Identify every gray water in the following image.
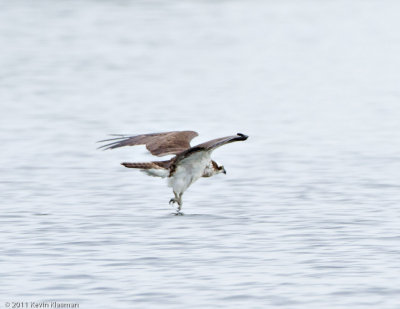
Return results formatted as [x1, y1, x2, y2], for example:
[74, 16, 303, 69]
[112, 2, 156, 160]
[1, 1, 400, 308]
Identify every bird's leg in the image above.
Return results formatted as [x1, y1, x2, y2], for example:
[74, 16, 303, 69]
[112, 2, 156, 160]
[176, 193, 183, 212]
[169, 191, 179, 207]
[169, 192, 184, 215]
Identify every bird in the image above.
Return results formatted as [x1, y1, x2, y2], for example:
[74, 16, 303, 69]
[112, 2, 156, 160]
[98, 131, 248, 213]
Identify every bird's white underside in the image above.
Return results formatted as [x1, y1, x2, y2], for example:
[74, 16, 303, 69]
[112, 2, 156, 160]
[140, 150, 215, 196]
[168, 151, 212, 196]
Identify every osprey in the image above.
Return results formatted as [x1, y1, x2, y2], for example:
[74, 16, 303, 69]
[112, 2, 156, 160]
[98, 131, 248, 213]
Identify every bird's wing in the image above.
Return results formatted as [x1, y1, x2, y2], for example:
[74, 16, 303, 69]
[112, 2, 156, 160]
[97, 131, 198, 157]
[171, 133, 248, 170]
[193, 133, 248, 151]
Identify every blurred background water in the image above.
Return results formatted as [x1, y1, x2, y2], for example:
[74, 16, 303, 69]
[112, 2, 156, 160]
[1, 0, 400, 308]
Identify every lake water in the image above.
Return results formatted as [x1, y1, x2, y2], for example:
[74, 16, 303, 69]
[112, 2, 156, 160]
[1, 0, 400, 308]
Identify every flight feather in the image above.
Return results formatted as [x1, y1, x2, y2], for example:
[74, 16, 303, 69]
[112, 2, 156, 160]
[98, 130, 198, 157]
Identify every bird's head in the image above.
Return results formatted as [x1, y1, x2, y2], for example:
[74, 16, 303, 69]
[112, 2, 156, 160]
[210, 160, 226, 175]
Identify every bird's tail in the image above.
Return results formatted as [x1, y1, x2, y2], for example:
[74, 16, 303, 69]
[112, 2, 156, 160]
[121, 161, 171, 178]
[121, 162, 154, 169]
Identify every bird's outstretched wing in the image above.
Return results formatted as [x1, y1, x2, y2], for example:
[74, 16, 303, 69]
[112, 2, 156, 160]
[172, 133, 248, 167]
[97, 131, 198, 157]
[194, 133, 248, 151]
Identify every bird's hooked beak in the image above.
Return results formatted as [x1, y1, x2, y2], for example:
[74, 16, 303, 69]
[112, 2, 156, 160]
[222, 167, 226, 174]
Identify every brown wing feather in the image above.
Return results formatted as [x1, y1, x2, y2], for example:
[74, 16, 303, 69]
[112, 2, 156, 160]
[98, 131, 198, 157]
[194, 133, 248, 151]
